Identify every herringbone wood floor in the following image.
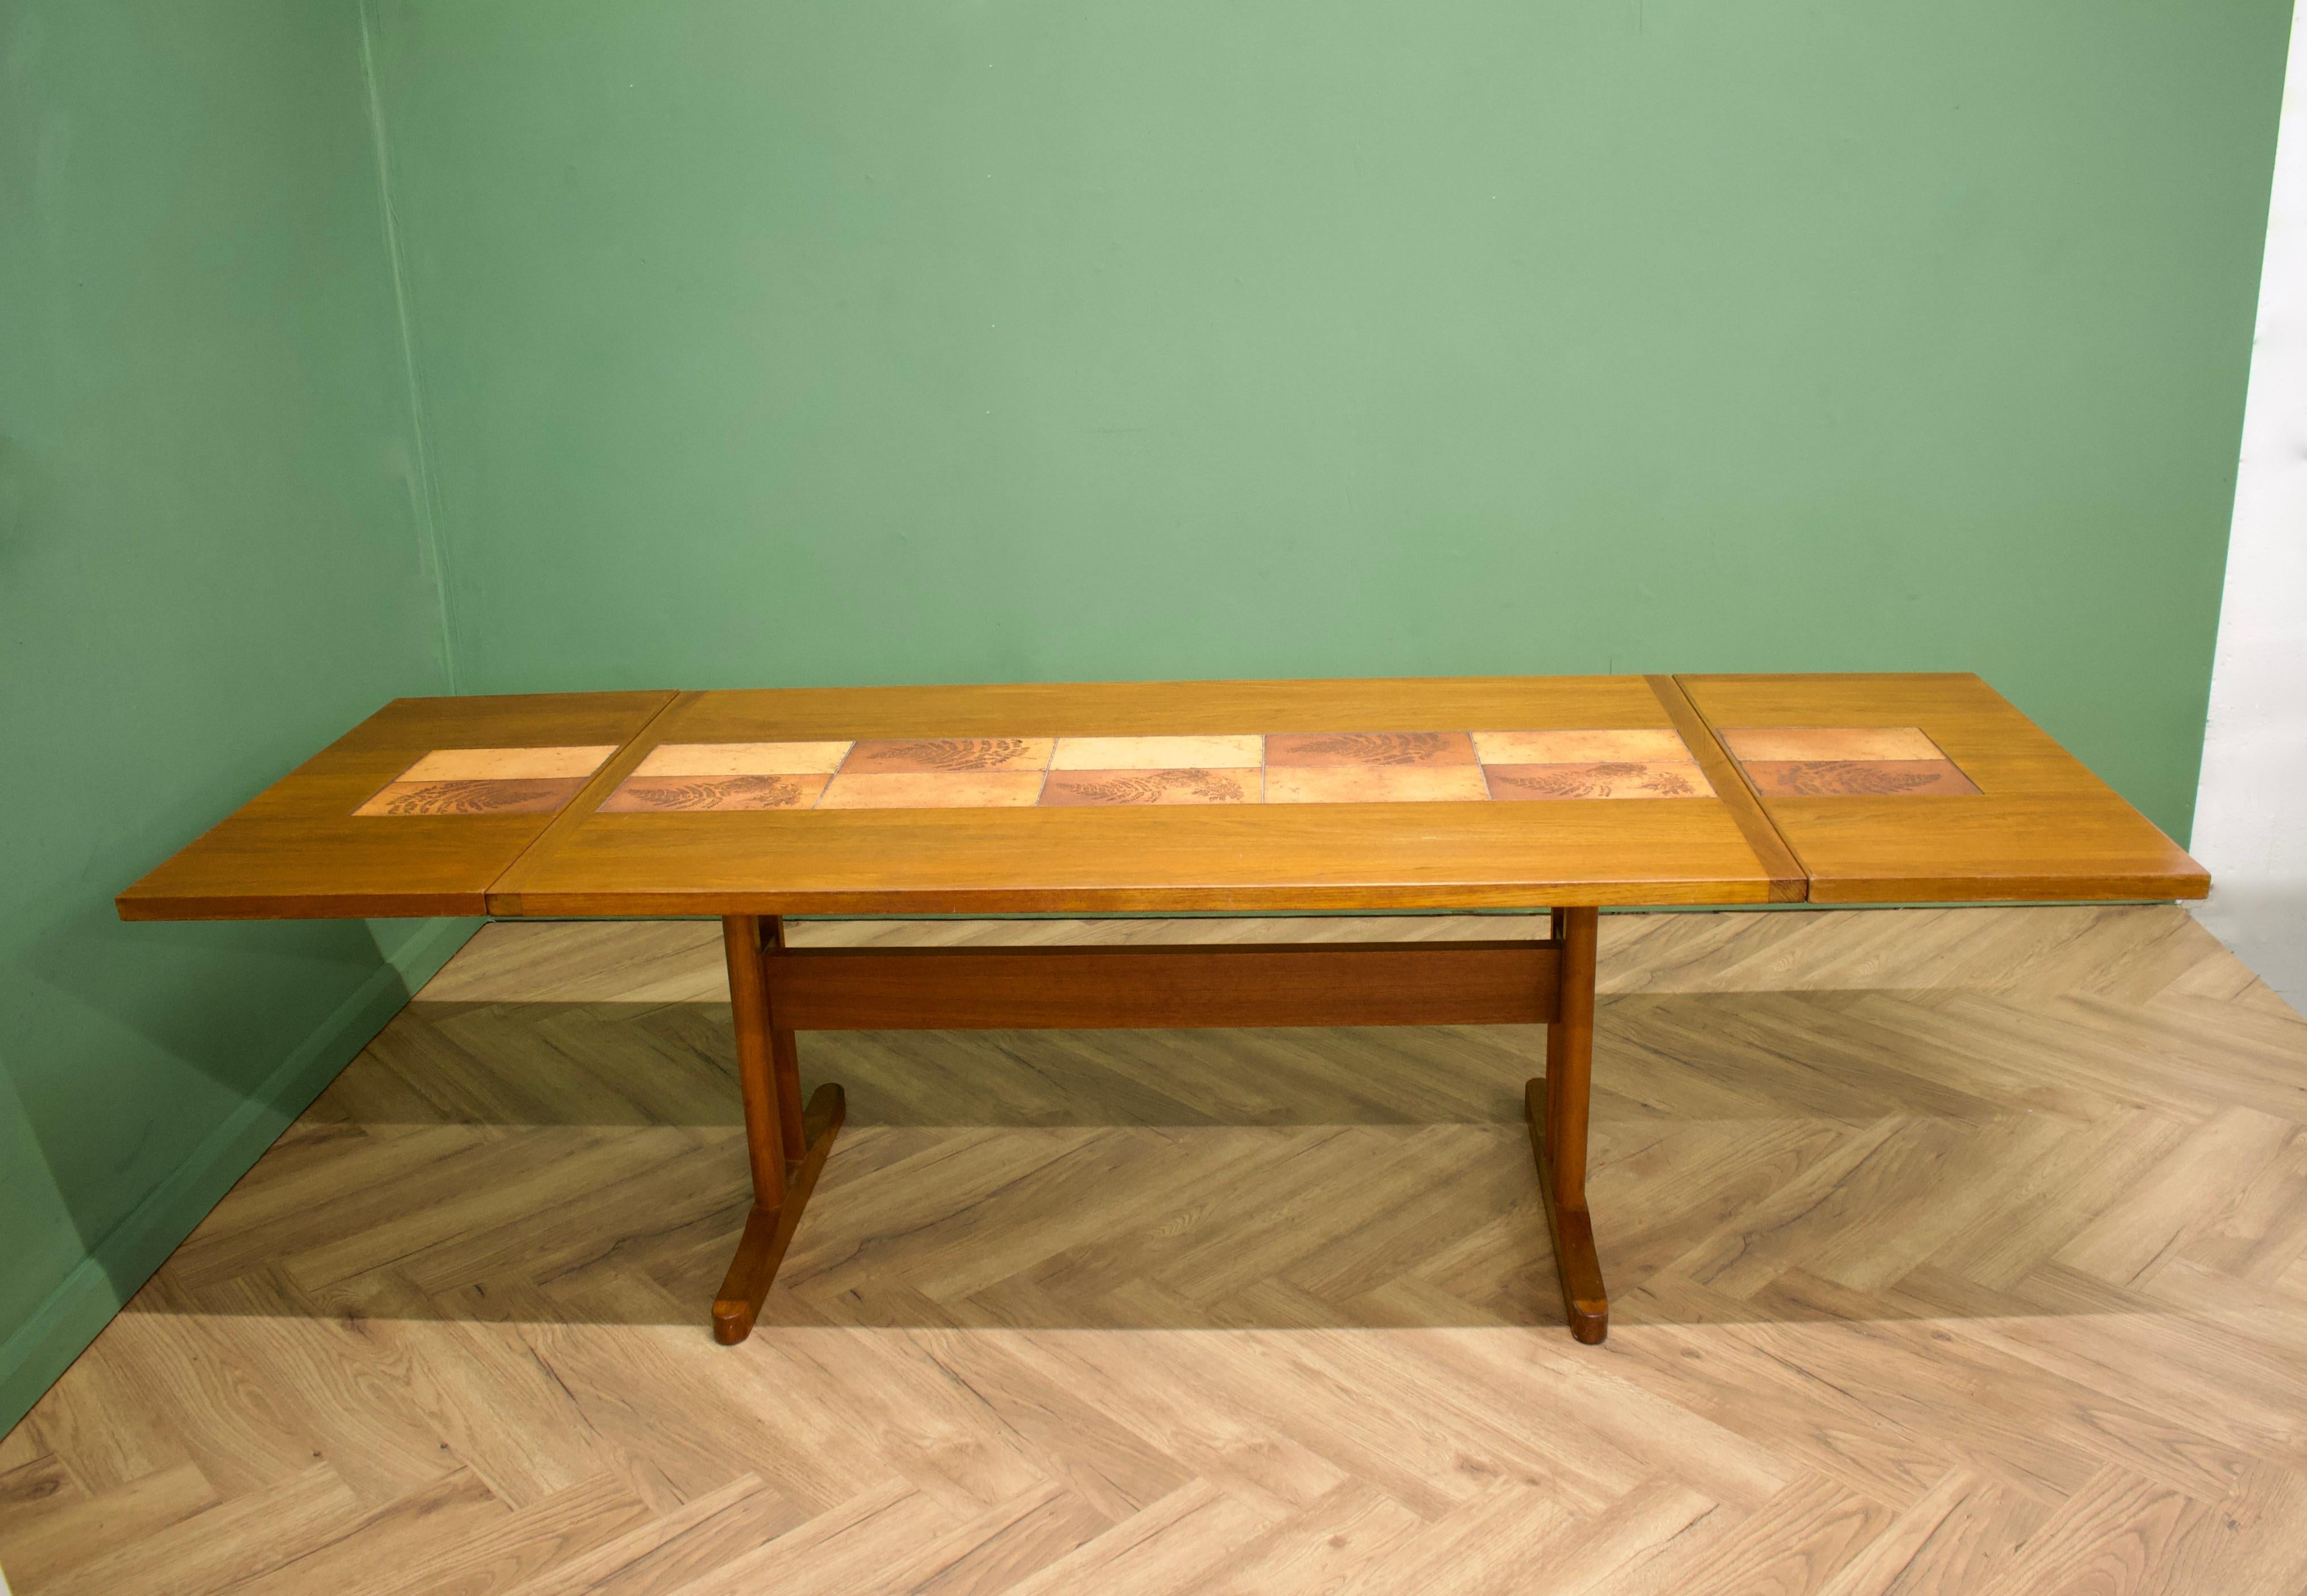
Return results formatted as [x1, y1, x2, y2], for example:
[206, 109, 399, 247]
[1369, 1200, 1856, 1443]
[5, 906, 2307, 1595]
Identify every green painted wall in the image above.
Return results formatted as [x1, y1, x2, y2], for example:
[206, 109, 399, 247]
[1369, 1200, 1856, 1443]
[0, 0, 475, 1430]
[0, 0, 2289, 1441]
[365, 0, 2289, 838]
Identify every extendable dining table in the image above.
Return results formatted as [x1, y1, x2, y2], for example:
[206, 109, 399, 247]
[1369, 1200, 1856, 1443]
[117, 673, 2208, 1345]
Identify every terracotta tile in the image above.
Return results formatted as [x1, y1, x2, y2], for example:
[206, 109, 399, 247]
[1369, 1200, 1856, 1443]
[1484, 761, 1716, 800]
[1040, 768, 1258, 805]
[1471, 729, 1691, 766]
[1263, 731, 1478, 768]
[634, 741, 851, 777]
[600, 773, 829, 812]
[1718, 726, 1945, 763]
[1743, 759, 1983, 797]
[1050, 735, 1263, 771]
[841, 738, 1054, 774]
[817, 771, 1048, 809]
[397, 745, 617, 782]
[355, 779, 585, 817]
[1262, 766, 1489, 804]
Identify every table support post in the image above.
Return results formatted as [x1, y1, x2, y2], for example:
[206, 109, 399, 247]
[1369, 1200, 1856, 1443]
[711, 913, 845, 1345]
[765, 918, 807, 1165]
[1528, 905, 1608, 1343]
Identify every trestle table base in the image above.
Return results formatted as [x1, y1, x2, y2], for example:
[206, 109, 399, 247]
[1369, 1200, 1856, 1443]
[707, 907, 1608, 1344]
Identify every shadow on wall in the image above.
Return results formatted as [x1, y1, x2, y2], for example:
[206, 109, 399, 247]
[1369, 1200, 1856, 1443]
[1, 890, 457, 1394]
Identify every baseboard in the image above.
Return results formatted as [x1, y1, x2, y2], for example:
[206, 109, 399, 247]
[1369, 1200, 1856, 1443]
[0, 916, 484, 1438]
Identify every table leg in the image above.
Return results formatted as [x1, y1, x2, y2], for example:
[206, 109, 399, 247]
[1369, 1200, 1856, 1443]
[712, 914, 846, 1345]
[764, 917, 808, 1165]
[1527, 905, 1608, 1343]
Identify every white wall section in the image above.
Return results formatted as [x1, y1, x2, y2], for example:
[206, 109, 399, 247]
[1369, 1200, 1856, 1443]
[2194, 2, 2307, 1011]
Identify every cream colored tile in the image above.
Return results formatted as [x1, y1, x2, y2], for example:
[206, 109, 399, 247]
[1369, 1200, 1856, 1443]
[1472, 729, 1690, 765]
[399, 746, 617, 782]
[1718, 726, 1944, 762]
[634, 741, 852, 777]
[1050, 735, 1264, 771]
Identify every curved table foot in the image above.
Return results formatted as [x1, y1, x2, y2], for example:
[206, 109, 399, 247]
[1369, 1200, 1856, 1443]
[1525, 1076, 1609, 1343]
[712, 1081, 846, 1345]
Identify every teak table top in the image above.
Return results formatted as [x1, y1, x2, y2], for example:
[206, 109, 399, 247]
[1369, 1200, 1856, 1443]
[115, 673, 2206, 921]
[117, 691, 677, 919]
[1679, 674, 2207, 904]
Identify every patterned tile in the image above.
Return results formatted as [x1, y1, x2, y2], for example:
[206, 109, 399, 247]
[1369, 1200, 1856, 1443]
[1040, 768, 1258, 806]
[842, 738, 1055, 774]
[360, 724, 1877, 814]
[1264, 731, 1478, 768]
[355, 779, 587, 817]
[1718, 726, 1945, 763]
[818, 771, 1049, 808]
[397, 746, 618, 782]
[1485, 761, 1714, 800]
[1264, 766, 1490, 804]
[1050, 735, 1263, 771]
[634, 741, 852, 776]
[600, 774, 830, 812]
[1743, 759, 1982, 797]
[1472, 729, 1691, 765]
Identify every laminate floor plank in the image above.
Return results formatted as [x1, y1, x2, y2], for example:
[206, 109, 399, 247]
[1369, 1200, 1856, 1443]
[0, 1461, 217, 1591]
[34, 1463, 367, 1596]
[1810, 1467, 2047, 1596]
[1632, 1471, 1894, 1596]
[5, 904, 2305, 1594]
[496, 1475, 798, 1596]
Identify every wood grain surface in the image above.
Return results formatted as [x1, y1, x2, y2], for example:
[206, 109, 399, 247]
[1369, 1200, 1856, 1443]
[760, 941, 1565, 1030]
[113, 692, 677, 919]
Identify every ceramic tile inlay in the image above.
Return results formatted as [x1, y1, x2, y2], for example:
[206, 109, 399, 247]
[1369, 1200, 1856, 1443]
[1050, 735, 1264, 771]
[843, 738, 1056, 774]
[1721, 727, 1981, 798]
[602, 741, 854, 811]
[357, 779, 589, 817]
[1265, 731, 1479, 768]
[397, 745, 620, 783]
[602, 774, 831, 812]
[818, 771, 1049, 809]
[1718, 726, 1946, 764]
[1742, 759, 1982, 797]
[356, 746, 616, 817]
[1485, 762, 1713, 801]
[1264, 766, 1492, 805]
[1041, 769, 1260, 806]
[634, 741, 853, 777]
[1472, 729, 1693, 766]
[389, 727, 1761, 814]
